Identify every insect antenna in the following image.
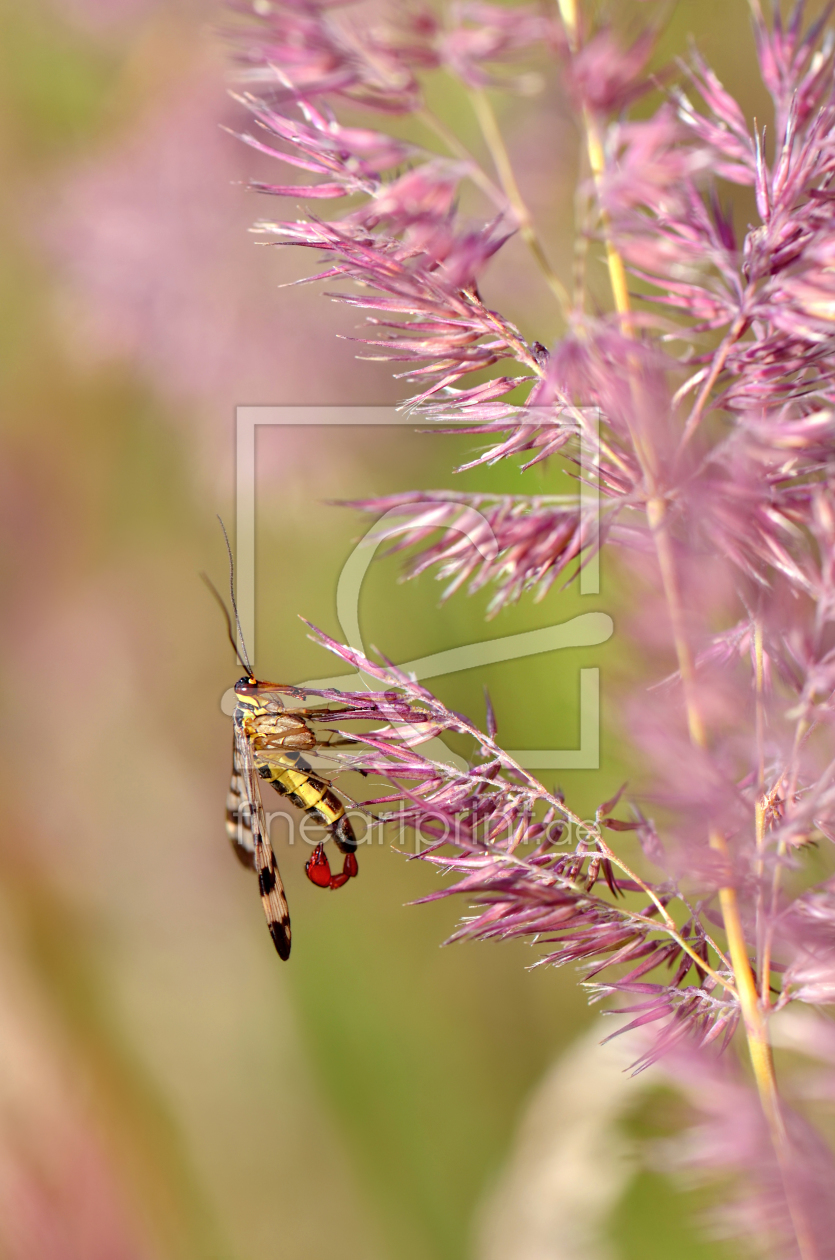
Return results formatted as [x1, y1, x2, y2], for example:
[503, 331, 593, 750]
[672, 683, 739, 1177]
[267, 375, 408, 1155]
[200, 573, 253, 677]
[201, 516, 255, 679]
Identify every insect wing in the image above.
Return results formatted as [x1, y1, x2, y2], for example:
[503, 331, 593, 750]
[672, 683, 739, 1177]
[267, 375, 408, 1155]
[226, 734, 257, 870]
[234, 726, 292, 960]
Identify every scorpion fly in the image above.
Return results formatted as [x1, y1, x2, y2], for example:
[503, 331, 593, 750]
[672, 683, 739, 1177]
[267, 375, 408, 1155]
[204, 531, 358, 961]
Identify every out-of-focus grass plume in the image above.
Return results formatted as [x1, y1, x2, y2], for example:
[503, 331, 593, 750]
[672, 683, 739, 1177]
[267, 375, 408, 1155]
[0, 1, 779, 1258]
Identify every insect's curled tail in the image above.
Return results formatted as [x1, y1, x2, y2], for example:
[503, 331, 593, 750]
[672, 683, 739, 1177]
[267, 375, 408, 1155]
[305, 814, 359, 890]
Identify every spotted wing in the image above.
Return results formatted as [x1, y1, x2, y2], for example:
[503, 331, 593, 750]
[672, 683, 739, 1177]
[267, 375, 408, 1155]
[226, 733, 257, 870]
[231, 725, 292, 961]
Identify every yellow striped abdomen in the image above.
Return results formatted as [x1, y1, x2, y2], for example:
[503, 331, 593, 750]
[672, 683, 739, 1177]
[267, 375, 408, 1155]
[257, 755, 345, 828]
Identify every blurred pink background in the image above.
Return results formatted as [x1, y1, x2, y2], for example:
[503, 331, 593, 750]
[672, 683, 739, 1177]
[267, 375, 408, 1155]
[0, 1, 763, 1257]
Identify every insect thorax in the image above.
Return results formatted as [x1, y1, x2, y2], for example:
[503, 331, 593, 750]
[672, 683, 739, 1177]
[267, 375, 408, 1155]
[236, 704, 317, 753]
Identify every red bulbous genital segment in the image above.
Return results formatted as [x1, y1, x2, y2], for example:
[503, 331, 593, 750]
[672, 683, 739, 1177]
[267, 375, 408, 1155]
[305, 845, 333, 887]
[305, 843, 359, 890]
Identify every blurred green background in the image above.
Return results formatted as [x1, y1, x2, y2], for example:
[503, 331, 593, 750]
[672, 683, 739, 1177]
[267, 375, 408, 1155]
[0, 1, 776, 1257]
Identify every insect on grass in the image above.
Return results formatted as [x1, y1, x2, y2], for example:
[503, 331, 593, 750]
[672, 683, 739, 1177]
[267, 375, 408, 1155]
[203, 522, 358, 960]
